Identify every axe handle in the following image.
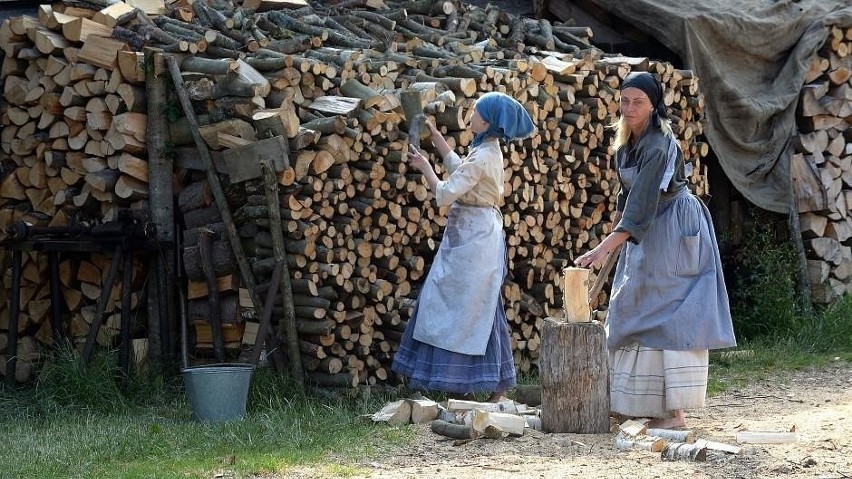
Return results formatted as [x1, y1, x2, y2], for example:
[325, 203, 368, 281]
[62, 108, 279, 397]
[589, 244, 621, 310]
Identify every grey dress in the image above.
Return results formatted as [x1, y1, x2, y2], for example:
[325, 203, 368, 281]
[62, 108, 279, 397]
[606, 127, 737, 353]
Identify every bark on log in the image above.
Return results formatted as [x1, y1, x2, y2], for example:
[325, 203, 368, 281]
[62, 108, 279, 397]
[539, 317, 609, 433]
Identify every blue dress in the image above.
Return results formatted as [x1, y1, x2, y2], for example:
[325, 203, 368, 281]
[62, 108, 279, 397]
[391, 140, 517, 394]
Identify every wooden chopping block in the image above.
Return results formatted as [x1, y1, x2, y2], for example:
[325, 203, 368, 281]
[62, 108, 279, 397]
[539, 316, 610, 433]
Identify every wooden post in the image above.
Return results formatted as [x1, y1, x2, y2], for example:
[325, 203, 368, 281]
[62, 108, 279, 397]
[539, 317, 610, 433]
[164, 54, 266, 324]
[145, 47, 176, 372]
[789, 193, 814, 314]
[198, 229, 224, 362]
[562, 267, 591, 322]
[260, 159, 303, 387]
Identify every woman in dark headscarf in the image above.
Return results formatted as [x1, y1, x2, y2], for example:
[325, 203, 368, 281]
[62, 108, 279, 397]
[392, 92, 536, 401]
[575, 72, 736, 428]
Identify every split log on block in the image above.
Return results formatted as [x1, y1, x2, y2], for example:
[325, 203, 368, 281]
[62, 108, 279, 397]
[661, 440, 708, 462]
[615, 433, 667, 452]
[562, 266, 591, 321]
[430, 419, 473, 439]
[539, 317, 609, 433]
[370, 399, 411, 425]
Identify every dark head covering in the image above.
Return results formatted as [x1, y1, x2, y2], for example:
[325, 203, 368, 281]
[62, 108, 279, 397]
[621, 72, 668, 125]
[471, 92, 536, 148]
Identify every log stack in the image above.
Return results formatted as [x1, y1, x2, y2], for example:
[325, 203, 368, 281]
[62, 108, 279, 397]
[793, 24, 852, 304]
[0, 0, 714, 384]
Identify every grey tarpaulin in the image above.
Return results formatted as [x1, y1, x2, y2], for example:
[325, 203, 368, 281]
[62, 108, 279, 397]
[589, 0, 852, 213]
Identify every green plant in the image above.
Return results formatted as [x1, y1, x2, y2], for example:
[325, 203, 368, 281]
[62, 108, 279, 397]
[729, 224, 807, 340]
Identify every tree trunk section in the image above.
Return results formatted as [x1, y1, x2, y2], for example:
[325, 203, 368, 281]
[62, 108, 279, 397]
[540, 317, 609, 433]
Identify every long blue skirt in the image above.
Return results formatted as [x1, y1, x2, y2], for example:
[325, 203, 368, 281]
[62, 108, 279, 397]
[391, 298, 517, 395]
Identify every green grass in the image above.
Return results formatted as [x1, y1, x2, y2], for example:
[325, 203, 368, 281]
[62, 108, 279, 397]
[0, 357, 416, 479]
[3, 270, 850, 479]
[708, 293, 852, 395]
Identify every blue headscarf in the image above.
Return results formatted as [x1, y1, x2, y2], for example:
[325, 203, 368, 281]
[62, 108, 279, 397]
[470, 92, 536, 148]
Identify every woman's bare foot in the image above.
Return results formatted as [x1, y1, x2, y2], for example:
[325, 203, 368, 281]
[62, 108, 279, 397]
[645, 409, 686, 429]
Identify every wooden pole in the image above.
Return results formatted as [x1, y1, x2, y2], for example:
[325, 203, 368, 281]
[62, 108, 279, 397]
[164, 55, 266, 326]
[198, 229, 224, 362]
[788, 193, 814, 314]
[261, 159, 304, 387]
[145, 47, 176, 372]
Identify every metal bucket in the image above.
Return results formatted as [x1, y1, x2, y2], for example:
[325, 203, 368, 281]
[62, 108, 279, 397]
[182, 363, 254, 422]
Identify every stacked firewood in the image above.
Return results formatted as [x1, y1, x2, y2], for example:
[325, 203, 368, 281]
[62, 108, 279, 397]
[793, 24, 852, 304]
[0, 0, 711, 384]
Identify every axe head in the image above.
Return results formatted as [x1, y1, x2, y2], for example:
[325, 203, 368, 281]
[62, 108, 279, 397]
[408, 113, 426, 150]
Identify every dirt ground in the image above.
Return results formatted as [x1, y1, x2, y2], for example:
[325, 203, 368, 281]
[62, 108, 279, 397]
[287, 360, 851, 479]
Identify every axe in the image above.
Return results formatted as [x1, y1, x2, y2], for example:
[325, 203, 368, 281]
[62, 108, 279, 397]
[408, 113, 426, 151]
[588, 244, 621, 310]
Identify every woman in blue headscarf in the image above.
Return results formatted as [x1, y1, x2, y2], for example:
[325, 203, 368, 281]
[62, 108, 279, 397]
[392, 92, 536, 401]
[575, 72, 736, 428]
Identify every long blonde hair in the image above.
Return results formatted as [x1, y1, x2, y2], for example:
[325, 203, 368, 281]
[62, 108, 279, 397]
[609, 116, 675, 150]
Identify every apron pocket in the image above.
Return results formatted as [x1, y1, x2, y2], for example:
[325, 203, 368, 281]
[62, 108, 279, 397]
[677, 234, 701, 276]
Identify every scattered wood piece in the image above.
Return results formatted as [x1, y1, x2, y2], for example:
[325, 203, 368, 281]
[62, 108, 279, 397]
[431, 419, 473, 440]
[471, 410, 527, 437]
[734, 430, 798, 444]
[615, 433, 667, 452]
[661, 439, 708, 462]
[619, 419, 648, 437]
[446, 398, 519, 414]
[646, 428, 696, 444]
[406, 398, 440, 424]
[525, 415, 542, 431]
[371, 399, 411, 426]
[704, 440, 741, 454]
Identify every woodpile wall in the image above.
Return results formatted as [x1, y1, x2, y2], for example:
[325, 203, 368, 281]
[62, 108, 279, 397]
[0, 0, 740, 386]
[793, 25, 852, 304]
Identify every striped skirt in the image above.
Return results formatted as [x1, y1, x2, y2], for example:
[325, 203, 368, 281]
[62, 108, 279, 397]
[391, 299, 517, 395]
[610, 342, 708, 418]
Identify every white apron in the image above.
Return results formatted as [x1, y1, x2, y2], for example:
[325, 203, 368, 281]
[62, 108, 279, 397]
[412, 203, 506, 355]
